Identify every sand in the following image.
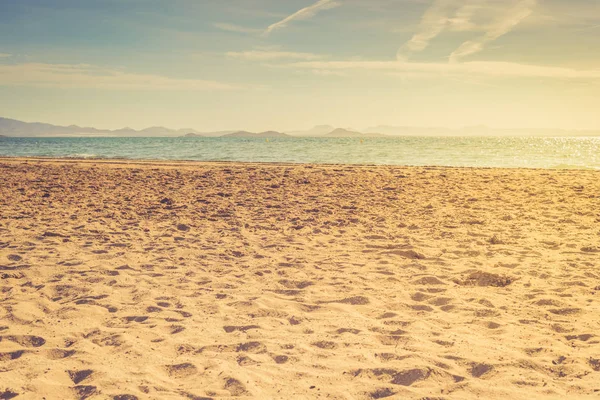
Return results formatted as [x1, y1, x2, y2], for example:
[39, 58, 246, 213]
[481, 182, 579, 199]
[0, 158, 599, 400]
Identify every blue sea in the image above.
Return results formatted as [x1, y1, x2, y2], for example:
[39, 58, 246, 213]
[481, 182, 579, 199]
[0, 136, 599, 169]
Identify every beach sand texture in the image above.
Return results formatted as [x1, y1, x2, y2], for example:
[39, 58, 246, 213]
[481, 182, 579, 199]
[1, 158, 599, 400]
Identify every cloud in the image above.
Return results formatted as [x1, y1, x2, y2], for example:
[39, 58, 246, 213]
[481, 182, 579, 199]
[398, 0, 536, 61]
[264, 0, 342, 35]
[0, 53, 12, 58]
[449, 0, 536, 62]
[275, 59, 600, 80]
[0, 63, 246, 90]
[226, 50, 324, 61]
[397, 0, 458, 60]
[578, 23, 600, 31]
[213, 23, 261, 34]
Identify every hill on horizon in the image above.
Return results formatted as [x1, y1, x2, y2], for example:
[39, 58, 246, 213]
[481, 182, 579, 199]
[324, 128, 387, 138]
[285, 125, 336, 137]
[222, 131, 291, 138]
[0, 117, 205, 138]
[2, 117, 600, 138]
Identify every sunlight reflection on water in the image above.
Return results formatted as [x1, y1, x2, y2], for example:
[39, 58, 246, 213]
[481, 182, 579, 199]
[1, 136, 599, 169]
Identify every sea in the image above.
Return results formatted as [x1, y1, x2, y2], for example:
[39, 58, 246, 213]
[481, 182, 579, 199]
[1, 136, 599, 169]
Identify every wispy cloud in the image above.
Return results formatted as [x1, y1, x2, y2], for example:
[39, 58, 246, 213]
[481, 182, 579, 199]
[264, 0, 342, 36]
[398, 0, 536, 61]
[226, 50, 324, 61]
[449, 0, 536, 62]
[577, 23, 600, 31]
[0, 53, 12, 58]
[276, 59, 600, 80]
[397, 0, 458, 60]
[0, 63, 246, 90]
[213, 23, 261, 34]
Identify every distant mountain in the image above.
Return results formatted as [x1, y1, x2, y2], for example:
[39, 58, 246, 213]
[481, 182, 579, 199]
[3, 116, 599, 138]
[183, 130, 238, 137]
[286, 125, 336, 137]
[0, 117, 103, 137]
[223, 130, 290, 138]
[112, 127, 138, 135]
[0, 117, 204, 137]
[324, 128, 386, 138]
[138, 126, 175, 136]
[199, 130, 237, 137]
[363, 125, 455, 136]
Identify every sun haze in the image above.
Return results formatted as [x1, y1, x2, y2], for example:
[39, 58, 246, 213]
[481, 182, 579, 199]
[2, 3, 600, 400]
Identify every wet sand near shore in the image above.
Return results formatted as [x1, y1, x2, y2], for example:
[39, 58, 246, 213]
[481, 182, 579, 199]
[1, 158, 599, 399]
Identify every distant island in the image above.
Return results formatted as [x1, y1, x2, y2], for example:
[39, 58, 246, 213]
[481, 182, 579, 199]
[2, 116, 599, 138]
[324, 128, 386, 138]
[221, 131, 291, 138]
[0, 117, 204, 138]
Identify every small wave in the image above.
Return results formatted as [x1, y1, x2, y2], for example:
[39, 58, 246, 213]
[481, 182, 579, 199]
[65, 153, 103, 159]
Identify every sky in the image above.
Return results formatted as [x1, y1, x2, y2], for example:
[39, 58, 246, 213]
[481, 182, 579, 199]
[0, 0, 599, 132]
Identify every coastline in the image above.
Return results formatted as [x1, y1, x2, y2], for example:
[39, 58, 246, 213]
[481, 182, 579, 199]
[2, 135, 599, 170]
[1, 156, 599, 171]
[1, 158, 599, 399]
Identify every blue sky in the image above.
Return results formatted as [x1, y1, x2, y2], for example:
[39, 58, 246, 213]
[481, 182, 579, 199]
[0, 0, 599, 131]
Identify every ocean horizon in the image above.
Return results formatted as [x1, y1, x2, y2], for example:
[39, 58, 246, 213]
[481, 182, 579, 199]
[1, 136, 599, 169]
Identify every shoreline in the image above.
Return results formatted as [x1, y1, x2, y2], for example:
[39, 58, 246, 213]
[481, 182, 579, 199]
[1, 156, 599, 172]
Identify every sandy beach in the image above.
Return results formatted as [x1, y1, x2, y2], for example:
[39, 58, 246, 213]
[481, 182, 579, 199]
[1, 158, 599, 400]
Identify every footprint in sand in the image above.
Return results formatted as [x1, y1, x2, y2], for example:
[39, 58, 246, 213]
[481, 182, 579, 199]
[410, 304, 434, 312]
[0, 350, 27, 361]
[413, 276, 446, 285]
[164, 363, 198, 379]
[455, 271, 513, 287]
[170, 325, 185, 334]
[335, 328, 361, 335]
[235, 341, 267, 354]
[223, 377, 250, 396]
[311, 341, 338, 350]
[351, 367, 433, 387]
[237, 355, 260, 366]
[329, 296, 370, 305]
[564, 334, 594, 342]
[411, 292, 432, 302]
[471, 363, 494, 378]
[368, 388, 396, 399]
[124, 316, 148, 323]
[223, 325, 260, 333]
[68, 369, 94, 384]
[278, 279, 314, 289]
[2, 335, 46, 347]
[548, 307, 581, 315]
[391, 368, 432, 386]
[0, 390, 19, 399]
[73, 385, 97, 400]
[272, 355, 289, 364]
[45, 349, 76, 360]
